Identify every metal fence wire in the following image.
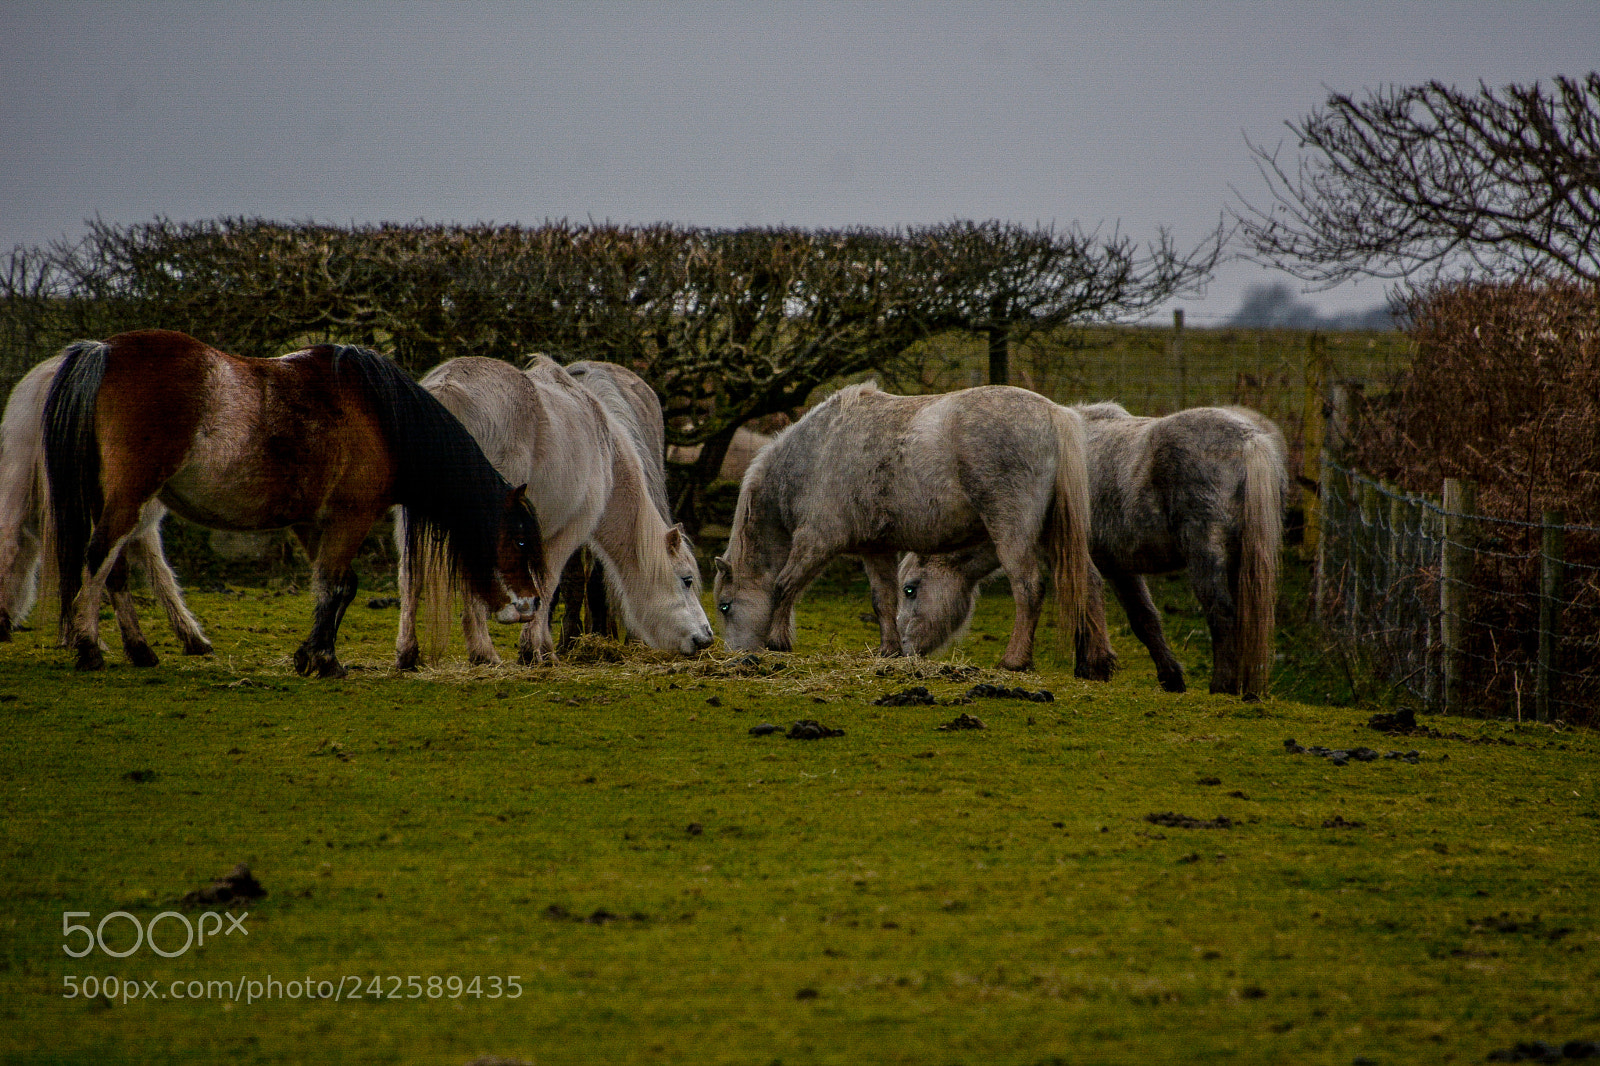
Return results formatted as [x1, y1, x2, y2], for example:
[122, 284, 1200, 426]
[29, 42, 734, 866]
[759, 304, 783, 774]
[1315, 458, 1600, 724]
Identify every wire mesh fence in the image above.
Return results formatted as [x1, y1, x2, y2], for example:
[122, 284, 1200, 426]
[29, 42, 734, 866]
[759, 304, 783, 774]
[1316, 457, 1600, 725]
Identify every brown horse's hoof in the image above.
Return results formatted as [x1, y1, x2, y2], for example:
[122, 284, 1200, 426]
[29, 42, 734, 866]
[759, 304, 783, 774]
[1074, 657, 1116, 683]
[1160, 675, 1187, 693]
[182, 638, 214, 657]
[75, 641, 106, 671]
[126, 643, 160, 668]
[293, 645, 346, 679]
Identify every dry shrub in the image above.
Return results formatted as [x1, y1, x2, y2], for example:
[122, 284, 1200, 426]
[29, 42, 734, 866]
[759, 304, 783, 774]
[1349, 278, 1600, 723]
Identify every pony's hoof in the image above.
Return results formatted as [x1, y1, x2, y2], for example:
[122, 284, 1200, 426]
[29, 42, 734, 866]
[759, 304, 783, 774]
[126, 643, 160, 668]
[998, 657, 1034, 672]
[182, 639, 214, 657]
[0, 614, 11, 641]
[75, 643, 106, 671]
[395, 646, 420, 672]
[1159, 673, 1187, 693]
[293, 646, 344, 678]
[1074, 659, 1116, 683]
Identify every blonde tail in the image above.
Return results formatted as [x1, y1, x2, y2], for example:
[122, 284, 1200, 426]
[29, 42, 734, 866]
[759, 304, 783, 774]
[1235, 434, 1284, 698]
[1047, 404, 1093, 654]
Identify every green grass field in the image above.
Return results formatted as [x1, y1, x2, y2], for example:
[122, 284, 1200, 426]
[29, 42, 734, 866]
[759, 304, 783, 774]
[2, 562, 1596, 1065]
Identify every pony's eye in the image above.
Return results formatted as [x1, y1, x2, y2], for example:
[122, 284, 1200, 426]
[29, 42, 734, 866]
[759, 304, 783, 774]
[718, 602, 730, 614]
[681, 575, 694, 589]
[903, 585, 917, 598]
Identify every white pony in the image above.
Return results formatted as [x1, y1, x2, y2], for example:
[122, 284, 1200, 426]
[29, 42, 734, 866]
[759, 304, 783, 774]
[0, 354, 209, 654]
[395, 356, 713, 667]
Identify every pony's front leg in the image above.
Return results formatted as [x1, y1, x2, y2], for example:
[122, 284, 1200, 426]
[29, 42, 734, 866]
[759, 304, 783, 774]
[1072, 566, 1117, 683]
[294, 565, 359, 678]
[765, 535, 836, 652]
[1107, 570, 1183, 692]
[861, 552, 904, 656]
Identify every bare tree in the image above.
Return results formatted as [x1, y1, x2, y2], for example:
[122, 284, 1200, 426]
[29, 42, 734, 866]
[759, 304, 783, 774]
[1237, 75, 1600, 285]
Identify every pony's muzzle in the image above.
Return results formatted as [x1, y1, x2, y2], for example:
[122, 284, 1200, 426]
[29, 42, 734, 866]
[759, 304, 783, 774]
[496, 596, 540, 624]
[684, 625, 715, 654]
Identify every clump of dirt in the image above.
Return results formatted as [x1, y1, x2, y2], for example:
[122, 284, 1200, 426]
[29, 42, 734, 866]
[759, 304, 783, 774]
[181, 863, 267, 907]
[874, 686, 936, 706]
[936, 713, 986, 732]
[543, 904, 648, 925]
[366, 596, 399, 609]
[1145, 812, 1234, 830]
[1321, 815, 1365, 829]
[1469, 913, 1573, 941]
[786, 719, 845, 740]
[1486, 1038, 1597, 1062]
[748, 722, 782, 736]
[966, 683, 1054, 702]
[1284, 739, 1418, 765]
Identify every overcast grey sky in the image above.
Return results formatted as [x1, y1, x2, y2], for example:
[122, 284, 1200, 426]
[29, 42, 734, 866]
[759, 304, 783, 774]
[3, 1, 1596, 323]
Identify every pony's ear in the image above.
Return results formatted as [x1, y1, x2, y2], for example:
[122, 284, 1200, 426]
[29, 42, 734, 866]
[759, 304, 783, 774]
[506, 483, 529, 506]
[665, 523, 682, 553]
[714, 554, 733, 578]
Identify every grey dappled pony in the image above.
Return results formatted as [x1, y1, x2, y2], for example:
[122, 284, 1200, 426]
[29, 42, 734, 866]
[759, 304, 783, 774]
[897, 403, 1287, 698]
[713, 382, 1097, 673]
[396, 356, 712, 668]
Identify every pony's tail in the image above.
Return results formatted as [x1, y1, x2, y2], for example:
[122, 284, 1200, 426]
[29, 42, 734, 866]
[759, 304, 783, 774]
[1235, 432, 1285, 699]
[1046, 404, 1094, 656]
[42, 341, 111, 632]
[417, 518, 458, 666]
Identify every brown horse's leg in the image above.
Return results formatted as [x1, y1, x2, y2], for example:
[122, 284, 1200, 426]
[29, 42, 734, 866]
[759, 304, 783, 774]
[1073, 566, 1118, 683]
[106, 553, 159, 667]
[126, 508, 211, 656]
[291, 521, 368, 679]
[70, 493, 150, 671]
[1106, 569, 1186, 692]
[861, 552, 903, 656]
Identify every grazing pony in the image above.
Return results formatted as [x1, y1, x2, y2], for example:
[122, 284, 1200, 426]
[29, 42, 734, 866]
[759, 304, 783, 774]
[394, 356, 712, 668]
[897, 403, 1287, 697]
[0, 354, 208, 652]
[713, 382, 1097, 673]
[44, 330, 544, 676]
[553, 359, 672, 646]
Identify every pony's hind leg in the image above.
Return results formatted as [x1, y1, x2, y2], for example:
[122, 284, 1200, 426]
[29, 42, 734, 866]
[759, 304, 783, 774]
[1073, 566, 1118, 683]
[986, 525, 1051, 671]
[290, 522, 367, 679]
[106, 553, 158, 667]
[68, 494, 150, 670]
[1107, 570, 1184, 692]
[1186, 539, 1241, 696]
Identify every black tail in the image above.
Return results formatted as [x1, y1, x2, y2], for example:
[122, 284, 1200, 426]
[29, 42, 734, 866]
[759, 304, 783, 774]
[326, 346, 544, 601]
[43, 341, 111, 620]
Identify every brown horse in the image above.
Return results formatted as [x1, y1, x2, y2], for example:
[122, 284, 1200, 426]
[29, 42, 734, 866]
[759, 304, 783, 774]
[44, 330, 544, 676]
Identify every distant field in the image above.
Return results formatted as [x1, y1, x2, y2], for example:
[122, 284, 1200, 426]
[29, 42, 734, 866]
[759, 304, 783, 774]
[3, 568, 1595, 1065]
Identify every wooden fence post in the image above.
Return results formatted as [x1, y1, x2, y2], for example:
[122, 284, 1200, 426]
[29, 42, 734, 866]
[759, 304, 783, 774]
[1537, 510, 1566, 723]
[1172, 309, 1187, 410]
[1424, 493, 1443, 713]
[1301, 333, 1328, 555]
[1440, 478, 1476, 716]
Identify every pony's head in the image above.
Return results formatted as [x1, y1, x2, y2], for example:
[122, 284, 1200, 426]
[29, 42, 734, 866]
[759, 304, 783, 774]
[605, 523, 714, 655]
[711, 546, 777, 652]
[896, 550, 985, 657]
[488, 484, 544, 624]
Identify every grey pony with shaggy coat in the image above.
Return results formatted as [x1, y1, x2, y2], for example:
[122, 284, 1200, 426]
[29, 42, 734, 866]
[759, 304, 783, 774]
[897, 403, 1287, 697]
[714, 382, 1097, 673]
